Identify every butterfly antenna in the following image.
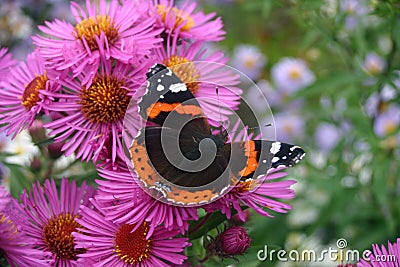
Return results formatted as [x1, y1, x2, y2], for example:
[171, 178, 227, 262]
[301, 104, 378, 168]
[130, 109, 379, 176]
[216, 86, 224, 132]
[227, 123, 272, 135]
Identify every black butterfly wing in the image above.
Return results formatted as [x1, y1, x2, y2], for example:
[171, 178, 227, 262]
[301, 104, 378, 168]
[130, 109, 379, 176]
[138, 64, 209, 133]
[130, 125, 232, 205]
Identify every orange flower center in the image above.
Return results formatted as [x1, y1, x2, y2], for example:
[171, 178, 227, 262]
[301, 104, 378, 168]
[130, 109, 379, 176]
[79, 75, 130, 123]
[162, 55, 200, 94]
[21, 74, 48, 110]
[74, 15, 119, 51]
[42, 212, 85, 260]
[114, 222, 152, 265]
[157, 4, 195, 32]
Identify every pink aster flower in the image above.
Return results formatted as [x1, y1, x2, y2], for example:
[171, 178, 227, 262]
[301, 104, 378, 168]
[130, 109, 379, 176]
[0, 47, 17, 82]
[18, 178, 95, 266]
[0, 51, 60, 138]
[96, 161, 198, 236]
[151, 40, 242, 125]
[73, 198, 191, 267]
[0, 188, 51, 266]
[358, 238, 400, 266]
[209, 167, 296, 221]
[33, 0, 162, 83]
[151, 0, 225, 42]
[44, 60, 148, 163]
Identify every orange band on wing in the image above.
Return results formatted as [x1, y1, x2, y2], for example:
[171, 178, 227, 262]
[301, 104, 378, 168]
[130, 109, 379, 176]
[238, 140, 259, 177]
[129, 140, 158, 187]
[147, 102, 203, 119]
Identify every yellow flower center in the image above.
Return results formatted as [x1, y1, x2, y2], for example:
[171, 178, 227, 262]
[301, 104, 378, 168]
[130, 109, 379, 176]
[114, 222, 152, 265]
[157, 4, 195, 32]
[79, 75, 130, 123]
[384, 121, 397, 135]
[21, 74, 48, 110]
[42, 213, 85, 260]
[162, 55, 200, 94]
[289, 68, 301, 80]
[74, 15, 119, 51]
[244, 57, 256, 68]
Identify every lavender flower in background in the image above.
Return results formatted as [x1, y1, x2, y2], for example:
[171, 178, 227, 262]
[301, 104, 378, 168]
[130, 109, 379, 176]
[245, 80, 280, 113]
[373, 104, 400, 137]
[263, 112, 305, 143]
[271, 57, 315, 94]
[314, 122, 343, 152]
[340, 0, 369, 30]
[0, 2, 33, 45]
[363, 52, 386, 75]
[357, 238, 400, 266]
[231, 45, 267, 81]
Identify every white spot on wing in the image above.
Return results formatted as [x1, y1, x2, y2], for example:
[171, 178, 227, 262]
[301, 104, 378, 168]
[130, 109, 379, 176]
[166, 69, 173, 76]
[262, 159, 267, 163]
[157, 84, 164, 91]
[270, 142, 281, 154]
[290, 145, 301, 151]
[272, 157, 279, 163]
[170, 83, 187, 93]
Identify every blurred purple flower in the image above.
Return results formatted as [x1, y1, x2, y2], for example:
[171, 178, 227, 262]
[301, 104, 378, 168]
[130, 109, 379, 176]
[263, 112, 305, 143]
[231, 45, 267, 81]
[271, 57, 315, 93]
[363, 52, 386, 75]
[357, 238, 400, 266]
[245, 80, 279, 113]
[374, 104, 400, 137]
[314, 122, 343, 152]
[340, 0, 369, 30]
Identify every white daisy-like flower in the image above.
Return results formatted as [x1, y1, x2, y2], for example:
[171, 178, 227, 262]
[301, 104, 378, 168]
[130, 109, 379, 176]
[231, 44, 267, 81]
[271, 57, 315, 93]
[2, 130, 38, 166]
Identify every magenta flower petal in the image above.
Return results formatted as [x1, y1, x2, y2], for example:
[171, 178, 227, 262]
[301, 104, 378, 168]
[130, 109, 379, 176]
[358, 238, 400, 267]
[73, 198, 191, 267]
[18, 178, 95, 266]
[0, 51, 60, 138]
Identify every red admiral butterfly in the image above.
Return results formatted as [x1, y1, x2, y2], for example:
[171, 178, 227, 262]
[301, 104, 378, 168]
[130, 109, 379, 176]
[129, 64, 305, 206]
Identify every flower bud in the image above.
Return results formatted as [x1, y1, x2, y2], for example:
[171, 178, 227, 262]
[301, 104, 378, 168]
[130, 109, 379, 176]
[47, 141, 64, 159]
[29, 119, 47, 144]
[207, 226, 251, 260]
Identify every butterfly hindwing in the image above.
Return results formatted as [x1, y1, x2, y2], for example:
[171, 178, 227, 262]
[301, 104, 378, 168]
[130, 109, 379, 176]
[226, 140, 306, 180]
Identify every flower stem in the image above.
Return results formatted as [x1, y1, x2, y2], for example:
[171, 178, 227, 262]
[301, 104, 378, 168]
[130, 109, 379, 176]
[189, 212, 212, 235]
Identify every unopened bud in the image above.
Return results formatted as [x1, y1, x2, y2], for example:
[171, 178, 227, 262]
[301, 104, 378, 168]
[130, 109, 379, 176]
[48, 141, 64, 159]
[29, 120, 47, 144]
